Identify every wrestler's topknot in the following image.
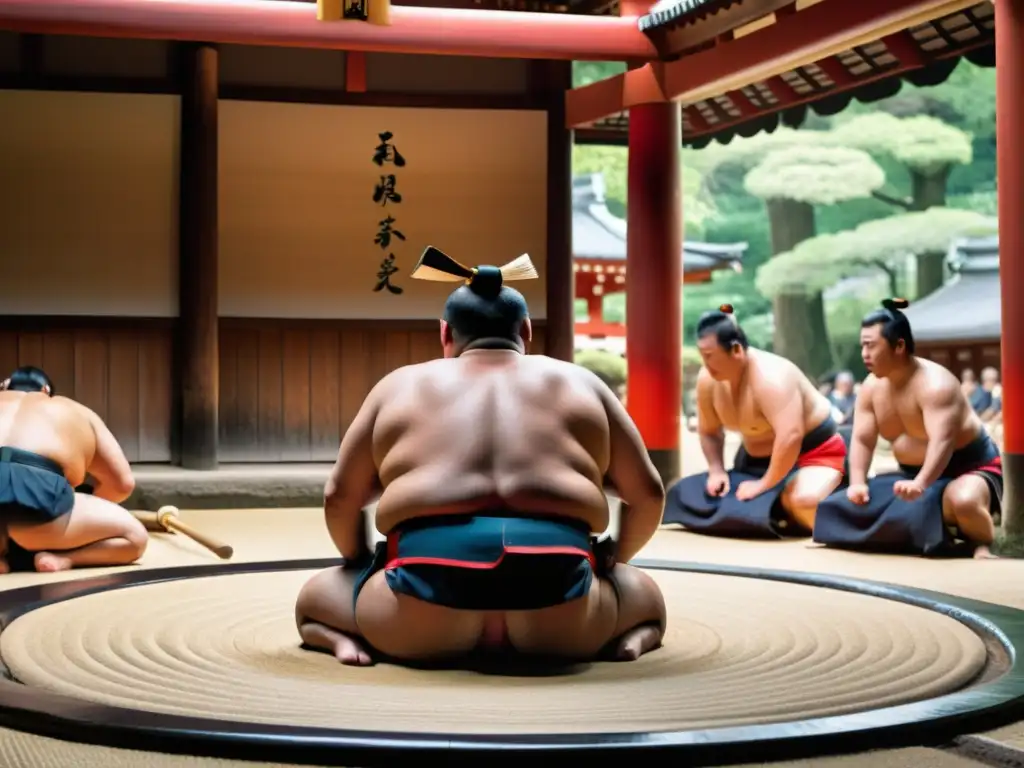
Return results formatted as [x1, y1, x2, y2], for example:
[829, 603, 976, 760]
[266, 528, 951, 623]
[881, 297, 910, 311]
[862, 298, 915, 355]
[696, 305, 748, 351]
[408, 246, 538, 345]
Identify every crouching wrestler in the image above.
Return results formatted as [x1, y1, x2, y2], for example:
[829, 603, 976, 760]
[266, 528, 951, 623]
[663, 306, 847, 538]
[0, 366, 148, 572]
[813, 300, 1001, 558]
[295, 248, 667, 667]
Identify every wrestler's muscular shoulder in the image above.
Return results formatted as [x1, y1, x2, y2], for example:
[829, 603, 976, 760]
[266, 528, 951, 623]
[375, 357, 611, 530]
[746, 351, 813, 407]
[909, 359, 973, 424]
[1, 396, 96, 482]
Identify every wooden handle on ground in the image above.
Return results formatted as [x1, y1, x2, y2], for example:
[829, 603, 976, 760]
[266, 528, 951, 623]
[134, 506, 235, 560]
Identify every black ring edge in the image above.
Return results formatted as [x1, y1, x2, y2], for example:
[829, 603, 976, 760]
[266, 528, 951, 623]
[0, 557, 1020, 768]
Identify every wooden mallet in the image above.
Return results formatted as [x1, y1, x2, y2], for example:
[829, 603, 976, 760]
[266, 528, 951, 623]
[133, 506, 234, 560]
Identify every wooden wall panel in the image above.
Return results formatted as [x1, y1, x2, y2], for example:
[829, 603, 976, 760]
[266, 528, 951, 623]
[0, 318, 546, 466]
[218, 319, 548, 463]
[0, 325, 174, 463]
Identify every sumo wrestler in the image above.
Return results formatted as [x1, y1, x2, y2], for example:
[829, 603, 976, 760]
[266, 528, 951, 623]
[295, 247, 667, 666]
[664, 305, 848, 538]
[813, 299, 1002, 558]
[0, 366, 148, 572]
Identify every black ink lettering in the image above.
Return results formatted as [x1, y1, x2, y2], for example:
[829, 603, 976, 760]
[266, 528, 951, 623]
[371, 131, 407, 167]
[374, 254, 403, 295]
[374, 215, 406, 250]
[372, 174, 402, 206]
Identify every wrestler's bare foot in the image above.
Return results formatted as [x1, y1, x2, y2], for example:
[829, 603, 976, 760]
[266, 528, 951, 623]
[973, 545, 999, 560]
[0, 558, 9, 575]
[299, 621, 374, 666]
[333, 633, 374, 666]
[613, 624, 662, 661]
[34, 552, 73, 572]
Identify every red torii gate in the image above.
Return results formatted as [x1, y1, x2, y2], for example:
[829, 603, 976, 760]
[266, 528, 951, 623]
[0, 0, 1014, 499]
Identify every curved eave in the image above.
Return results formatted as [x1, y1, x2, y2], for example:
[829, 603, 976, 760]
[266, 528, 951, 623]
[576, 2, 994, 148]
[638, 0, 741, 33]
[902, 271, 1001, 343]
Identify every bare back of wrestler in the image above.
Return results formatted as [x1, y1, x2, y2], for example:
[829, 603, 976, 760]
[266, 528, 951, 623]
[849, 324, 999, 558]
[0, 367, 148, 572]
[694, 314, 846, 532]
[295, 251, 666, 667]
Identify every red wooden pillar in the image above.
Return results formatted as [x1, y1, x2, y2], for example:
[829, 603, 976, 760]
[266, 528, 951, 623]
[619, 0, 682, 484]
[625, 102, 682, 484]
[997, 0, 1024, 534]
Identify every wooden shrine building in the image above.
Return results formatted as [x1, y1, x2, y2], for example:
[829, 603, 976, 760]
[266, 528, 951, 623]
[0, 0, 1014, 490]
[572, 173, 747, 340]
[906, 234, 1002, 377]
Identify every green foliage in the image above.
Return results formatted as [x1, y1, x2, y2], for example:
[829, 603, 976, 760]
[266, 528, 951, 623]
[571, 144, 715, 231]
[948, 190, 998, 216]
[573, 61, 625, 88]
[849, 59, 996, 139]
[572, 145, 629, 206]
[701, 210, 773, 271]
[737, 312, 775, 351]
[824, 296, 878, 379]
[830, 113, 973, 176]
[843, 206, 995, 261]
[743, 146, 885, 205]
[681, 346, 703, 371]
[682, 269, 770, 341]
[574, 349, 627, 390]
[697, 128, 827, 175]
[755, 207, 996, 298]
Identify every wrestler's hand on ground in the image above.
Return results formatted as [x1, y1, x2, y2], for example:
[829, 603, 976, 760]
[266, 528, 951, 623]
[735, 480, 765, 501]
[893, 479, 925, 502]
[706, 470, 730, 497]
[846, 483, 870, 505]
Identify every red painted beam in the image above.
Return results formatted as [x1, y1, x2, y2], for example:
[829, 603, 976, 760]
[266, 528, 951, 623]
[0, 0, 658, 61]
[676, 34, 988, 141]
[565, 0, 975, 126]
[660, 0, 974, 102]
[345, 51, 367, 92]
[565, 62, 667, 128]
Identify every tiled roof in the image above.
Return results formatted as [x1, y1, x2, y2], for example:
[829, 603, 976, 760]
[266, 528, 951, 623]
[571, 174, 748, 272]
[903, 235, 1000, 342]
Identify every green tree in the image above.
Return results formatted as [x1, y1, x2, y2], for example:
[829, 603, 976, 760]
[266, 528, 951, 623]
[828, 113, 974, 296]
[755, 207, 995, 376]
[573, 61, 626, 87]
[756, 207, 996, 298]
[743, 146, 886, 377]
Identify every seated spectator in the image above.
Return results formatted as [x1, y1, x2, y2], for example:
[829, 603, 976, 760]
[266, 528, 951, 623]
[828, 371, 857, 426]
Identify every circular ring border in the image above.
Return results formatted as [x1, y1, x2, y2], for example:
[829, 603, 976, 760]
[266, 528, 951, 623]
[0, 556, 1022, 767]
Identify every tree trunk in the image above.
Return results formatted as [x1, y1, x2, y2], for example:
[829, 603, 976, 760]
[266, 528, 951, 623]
[766, 199, 835, 377]
[911, 166, 950, 299]
[773, 292, 835, 377]
[915, 250, 946, 300]
[767, 198, 815, 254]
